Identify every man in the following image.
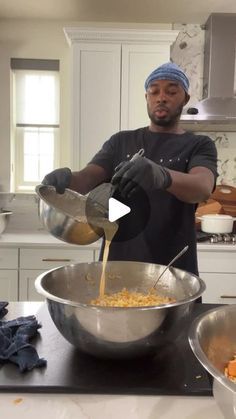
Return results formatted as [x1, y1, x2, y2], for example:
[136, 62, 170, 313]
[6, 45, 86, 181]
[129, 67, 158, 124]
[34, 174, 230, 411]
[42, 62, 218, 276]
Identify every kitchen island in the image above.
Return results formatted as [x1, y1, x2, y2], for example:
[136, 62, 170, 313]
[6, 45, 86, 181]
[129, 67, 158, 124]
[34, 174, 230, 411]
[0, 302, 224, 419]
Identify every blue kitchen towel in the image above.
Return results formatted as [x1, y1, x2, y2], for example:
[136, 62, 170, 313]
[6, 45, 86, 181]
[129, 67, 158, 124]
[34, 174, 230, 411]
[0, 302, 8, 319]
[0, 306, 47, 372]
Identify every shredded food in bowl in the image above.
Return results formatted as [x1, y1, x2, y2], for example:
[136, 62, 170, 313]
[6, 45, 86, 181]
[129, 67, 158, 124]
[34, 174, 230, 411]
[225, 354, 236, 383]
[90, 287, 176, 307]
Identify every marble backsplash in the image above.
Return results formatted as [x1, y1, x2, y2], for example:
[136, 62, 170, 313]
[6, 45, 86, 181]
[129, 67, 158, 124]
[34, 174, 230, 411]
[200, 132, 236, 186]
[171, 24, 236, 186]
[171, 23, 205, 109]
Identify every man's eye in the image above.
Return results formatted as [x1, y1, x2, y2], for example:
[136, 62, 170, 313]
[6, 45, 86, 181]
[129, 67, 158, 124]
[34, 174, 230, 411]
[148, 89, 159, 95]
[168, 90, 177, 95]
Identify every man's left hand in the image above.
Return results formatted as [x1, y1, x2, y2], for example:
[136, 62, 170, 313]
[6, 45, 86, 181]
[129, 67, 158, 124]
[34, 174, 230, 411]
[111, 157, 172, 198]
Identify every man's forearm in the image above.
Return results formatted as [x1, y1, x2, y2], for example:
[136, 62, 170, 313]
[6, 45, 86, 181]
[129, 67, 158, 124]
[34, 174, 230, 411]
[69, 164, 108, 195]
[167, 167, 215, 204]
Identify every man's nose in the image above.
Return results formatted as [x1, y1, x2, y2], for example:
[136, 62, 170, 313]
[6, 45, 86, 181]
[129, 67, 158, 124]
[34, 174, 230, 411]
[156, 91, 167, 102]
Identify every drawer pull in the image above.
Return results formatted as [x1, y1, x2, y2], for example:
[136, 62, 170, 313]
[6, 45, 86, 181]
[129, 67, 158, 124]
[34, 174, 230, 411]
[220, 295, 236, 299]
[42, 258, 72, 262]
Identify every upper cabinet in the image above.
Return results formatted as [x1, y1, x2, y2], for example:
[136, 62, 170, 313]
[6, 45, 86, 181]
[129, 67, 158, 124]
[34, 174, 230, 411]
[64, 27, 179, 170]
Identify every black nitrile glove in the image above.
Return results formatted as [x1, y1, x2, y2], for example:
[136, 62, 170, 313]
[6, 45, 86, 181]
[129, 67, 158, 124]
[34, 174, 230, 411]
[42, 167, 72, 194]
[111, 157, 172, 198]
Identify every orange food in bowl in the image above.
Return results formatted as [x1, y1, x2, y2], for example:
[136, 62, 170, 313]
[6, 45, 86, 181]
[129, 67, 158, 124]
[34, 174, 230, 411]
[225, 355, 236, 383]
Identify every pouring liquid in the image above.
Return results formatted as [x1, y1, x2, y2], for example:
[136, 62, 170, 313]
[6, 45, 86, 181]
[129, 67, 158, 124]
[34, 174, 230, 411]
[99, 221, 118, 297]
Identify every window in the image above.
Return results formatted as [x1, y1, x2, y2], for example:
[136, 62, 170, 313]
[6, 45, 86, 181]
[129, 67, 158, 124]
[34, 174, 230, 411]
[11, 59, 60, 192]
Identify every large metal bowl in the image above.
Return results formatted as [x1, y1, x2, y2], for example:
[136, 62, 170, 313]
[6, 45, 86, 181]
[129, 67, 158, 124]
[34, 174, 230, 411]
[189, 304, 236, 419]
[35, 184, 105, 245]
[35, 261, 205, 359]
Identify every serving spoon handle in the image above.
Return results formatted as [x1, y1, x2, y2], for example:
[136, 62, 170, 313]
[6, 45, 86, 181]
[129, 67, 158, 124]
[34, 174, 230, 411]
[152, 245, 189, 289]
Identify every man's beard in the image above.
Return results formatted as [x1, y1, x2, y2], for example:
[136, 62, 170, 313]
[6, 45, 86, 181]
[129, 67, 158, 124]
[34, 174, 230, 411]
[147, 103, 184, 127]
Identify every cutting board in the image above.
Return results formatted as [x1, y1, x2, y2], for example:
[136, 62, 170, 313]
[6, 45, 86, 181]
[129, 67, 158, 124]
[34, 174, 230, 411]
[211, 185, 236, 216]
[0, 303, 220, 396]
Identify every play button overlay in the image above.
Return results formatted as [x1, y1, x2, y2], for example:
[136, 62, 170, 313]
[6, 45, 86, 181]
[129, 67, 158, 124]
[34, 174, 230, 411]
[108, 197, 130, 222]
[86, 181, 151, 242]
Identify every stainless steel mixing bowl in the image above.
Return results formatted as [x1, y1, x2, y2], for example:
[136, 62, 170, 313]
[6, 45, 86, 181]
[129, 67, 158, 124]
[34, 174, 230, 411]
[36, 184, 105, 245]
[189, 304, 236, 419]
[35, 261, 205, 359]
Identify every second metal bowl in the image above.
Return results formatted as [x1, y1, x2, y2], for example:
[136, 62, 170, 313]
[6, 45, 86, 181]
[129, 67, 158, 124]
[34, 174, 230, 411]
[189, 304, 236, 419]
[36, 184, 104, 245]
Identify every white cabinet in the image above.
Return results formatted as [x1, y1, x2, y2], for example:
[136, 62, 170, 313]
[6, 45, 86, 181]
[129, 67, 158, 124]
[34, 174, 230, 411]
[120, 43, 172, 130]
[198, 248, 236, 304]
[0, 248, 18, 300]
[0, 248, 18, 269]
[0, 244, 95, 302]
[0, 270, 18, 301]
[70, 42, 121, 169]
[200, 273, 236, 305]
[64, 27, 178, 170]
[19, 269, 45, 301]
[19, 247, 93, 270]
[18, 247, 94, 301]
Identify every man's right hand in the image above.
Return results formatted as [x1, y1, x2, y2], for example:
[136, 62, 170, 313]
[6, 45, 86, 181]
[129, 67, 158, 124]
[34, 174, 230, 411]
[42, 167, 72, 194]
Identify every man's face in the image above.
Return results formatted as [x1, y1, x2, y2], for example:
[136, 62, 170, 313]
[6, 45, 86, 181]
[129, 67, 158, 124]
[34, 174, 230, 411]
[145, 79, 190, 127]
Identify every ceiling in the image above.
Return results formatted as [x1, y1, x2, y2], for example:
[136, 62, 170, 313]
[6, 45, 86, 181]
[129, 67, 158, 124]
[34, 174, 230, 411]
[0, 0, 236, 24]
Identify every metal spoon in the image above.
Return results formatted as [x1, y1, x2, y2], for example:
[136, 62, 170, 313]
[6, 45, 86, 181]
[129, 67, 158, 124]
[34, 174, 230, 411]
[152, 245, 189, 289]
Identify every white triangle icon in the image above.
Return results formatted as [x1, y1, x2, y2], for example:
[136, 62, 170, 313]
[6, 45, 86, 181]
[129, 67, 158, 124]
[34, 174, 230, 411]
[108, 197, 131, 222]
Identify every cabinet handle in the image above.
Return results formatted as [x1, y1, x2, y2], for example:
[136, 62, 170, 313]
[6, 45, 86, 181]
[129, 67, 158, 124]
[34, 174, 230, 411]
[42, 258, 72, 262]
[220, 295, 236, 299]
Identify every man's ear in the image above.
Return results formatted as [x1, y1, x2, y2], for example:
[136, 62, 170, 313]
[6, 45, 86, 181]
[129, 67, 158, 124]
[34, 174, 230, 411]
[184, 93, 190, 105]
[145, 92, 148, 101]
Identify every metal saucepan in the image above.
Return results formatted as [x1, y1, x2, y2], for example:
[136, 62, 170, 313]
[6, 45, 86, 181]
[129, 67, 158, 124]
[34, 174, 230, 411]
[197, 214, 236, 233]
[35, 184, 114, 245]
[35, 260, 205, 359]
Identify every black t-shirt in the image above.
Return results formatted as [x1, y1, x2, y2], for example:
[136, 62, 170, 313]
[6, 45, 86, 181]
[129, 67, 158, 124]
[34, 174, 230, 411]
[89, 127, 218, 275]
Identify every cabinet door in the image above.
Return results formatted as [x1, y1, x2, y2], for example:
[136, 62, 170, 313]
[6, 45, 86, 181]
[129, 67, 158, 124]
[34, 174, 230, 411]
[201, 273, 236, 304]
[20, 248, 94, 270]
[0, 248, 18, 268]
[0, 270, 18, 301]
[19, 269, 45, 301]
[121, 44, 171, 130]
[198, 250, 236, 273]
[71, 42, 121, 169]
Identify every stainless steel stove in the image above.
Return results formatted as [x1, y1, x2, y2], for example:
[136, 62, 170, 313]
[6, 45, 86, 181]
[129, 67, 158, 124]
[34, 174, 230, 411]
[197, 231, 236, 244]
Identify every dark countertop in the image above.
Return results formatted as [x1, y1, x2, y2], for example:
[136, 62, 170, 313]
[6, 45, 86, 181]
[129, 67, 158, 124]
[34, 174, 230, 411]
[0, 301, 222, 396]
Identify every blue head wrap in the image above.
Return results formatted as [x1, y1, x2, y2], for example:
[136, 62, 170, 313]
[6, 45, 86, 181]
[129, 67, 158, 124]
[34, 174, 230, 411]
[144, 62, 189, 93]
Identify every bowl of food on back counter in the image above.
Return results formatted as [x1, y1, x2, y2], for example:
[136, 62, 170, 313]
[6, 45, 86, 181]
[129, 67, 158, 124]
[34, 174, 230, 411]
[189, 304, 236, 419]
[35, 260, 205, 359]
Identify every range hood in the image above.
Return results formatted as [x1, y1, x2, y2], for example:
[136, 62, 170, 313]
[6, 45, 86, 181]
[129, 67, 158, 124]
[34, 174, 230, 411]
[181, 13, 236, 125]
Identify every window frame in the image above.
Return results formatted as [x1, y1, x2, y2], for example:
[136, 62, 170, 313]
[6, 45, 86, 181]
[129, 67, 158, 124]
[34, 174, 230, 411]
[14, 125, 60, 192]
[11, 58, 60, 193]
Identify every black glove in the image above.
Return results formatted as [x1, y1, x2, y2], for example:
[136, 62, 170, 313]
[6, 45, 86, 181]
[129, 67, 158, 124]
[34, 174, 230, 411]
[42, 167, 72, 194]
[111, 157, 172, 198]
